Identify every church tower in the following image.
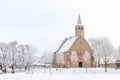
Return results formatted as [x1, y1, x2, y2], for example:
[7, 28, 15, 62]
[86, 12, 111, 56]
[75, 14, 84, 37]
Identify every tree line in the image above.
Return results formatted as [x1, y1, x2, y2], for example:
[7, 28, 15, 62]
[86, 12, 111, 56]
[88, 37, 119, 72]
[0, 41, 35, 73]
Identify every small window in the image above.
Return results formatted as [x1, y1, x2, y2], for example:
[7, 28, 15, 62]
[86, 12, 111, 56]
[81, 27, 83, 30]
[79, 27, 80, 29]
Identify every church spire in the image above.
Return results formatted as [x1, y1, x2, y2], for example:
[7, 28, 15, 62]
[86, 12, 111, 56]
[77, 14, 82, 25]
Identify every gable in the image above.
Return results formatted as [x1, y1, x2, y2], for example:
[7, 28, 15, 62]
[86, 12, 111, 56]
[69, 36, 93, 55]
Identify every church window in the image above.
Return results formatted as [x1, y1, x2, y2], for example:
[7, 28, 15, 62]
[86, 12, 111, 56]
[81, 27, 83, 30]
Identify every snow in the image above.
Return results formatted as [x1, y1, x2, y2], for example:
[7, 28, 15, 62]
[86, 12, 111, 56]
[0, 68, 120, 80]
[57, 36, 77, 53]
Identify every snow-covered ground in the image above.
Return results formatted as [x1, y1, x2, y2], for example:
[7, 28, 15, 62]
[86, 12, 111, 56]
[0, 68, 120, 80]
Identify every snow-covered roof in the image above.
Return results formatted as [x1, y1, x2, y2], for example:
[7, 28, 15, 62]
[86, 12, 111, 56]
[56, 36, 77, 54]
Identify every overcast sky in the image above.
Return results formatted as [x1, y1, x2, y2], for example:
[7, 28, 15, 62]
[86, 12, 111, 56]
[0, 0, 120, 56]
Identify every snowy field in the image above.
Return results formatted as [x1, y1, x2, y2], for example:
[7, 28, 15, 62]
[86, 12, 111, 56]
[0, 68, 120, 80]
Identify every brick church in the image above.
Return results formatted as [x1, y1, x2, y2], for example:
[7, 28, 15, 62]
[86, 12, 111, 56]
[52, 14, 94, 68]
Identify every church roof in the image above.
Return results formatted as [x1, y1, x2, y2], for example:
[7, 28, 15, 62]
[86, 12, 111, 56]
[56, 36, 77, 54]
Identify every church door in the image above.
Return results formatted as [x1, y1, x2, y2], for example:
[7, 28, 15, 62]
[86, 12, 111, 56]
[79, 62, 82, 67]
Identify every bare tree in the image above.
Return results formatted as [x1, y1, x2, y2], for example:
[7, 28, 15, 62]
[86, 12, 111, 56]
[17, 45, 26, 69]
[88, 37, 115, 72]
[99, 38, 114, 72]
[88, 38, 101, 67]
[0, 41, 36, 73]
[24, 45, 35, 71]
[0, 42, 8, 72]
[7, 41, 18, 73]
[41, 51, 53, 73]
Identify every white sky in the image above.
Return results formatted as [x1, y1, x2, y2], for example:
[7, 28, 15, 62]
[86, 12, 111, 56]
[0, 0, 120, 56]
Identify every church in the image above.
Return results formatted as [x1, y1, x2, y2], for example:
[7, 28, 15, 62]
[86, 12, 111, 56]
[52, 14, 94, 68]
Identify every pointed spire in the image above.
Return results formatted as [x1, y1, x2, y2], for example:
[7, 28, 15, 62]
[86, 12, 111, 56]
[77, 14, 82, 25]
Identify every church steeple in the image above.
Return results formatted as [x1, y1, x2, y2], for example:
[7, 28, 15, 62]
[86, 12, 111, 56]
[75, 14, 84, 37]
[77, 14, 82, 25]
